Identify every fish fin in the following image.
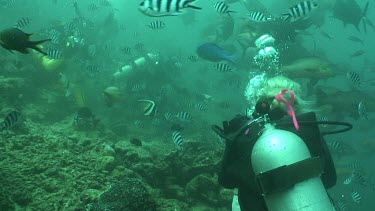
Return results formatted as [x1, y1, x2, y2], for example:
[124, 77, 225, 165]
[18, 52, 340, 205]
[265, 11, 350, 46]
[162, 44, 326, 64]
[226, 55, 238, 66]
[363, 1, 369, 17]
[142, 7, 180, 17]
[29, 39, 51, 55]
[282, 13, 291, 22]
[186, 5, 202, 10]
[363, 19, 367, 33]
[0, 43, 14, 54]
[226, 10, 236, 18]
[19, 48, 29, 54]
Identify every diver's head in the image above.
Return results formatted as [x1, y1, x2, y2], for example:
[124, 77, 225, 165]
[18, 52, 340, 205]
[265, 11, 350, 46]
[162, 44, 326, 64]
[253, 76, 316, 119]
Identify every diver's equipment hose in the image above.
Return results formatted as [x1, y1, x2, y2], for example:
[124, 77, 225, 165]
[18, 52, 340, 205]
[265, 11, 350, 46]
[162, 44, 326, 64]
[276, 120, 353, 136]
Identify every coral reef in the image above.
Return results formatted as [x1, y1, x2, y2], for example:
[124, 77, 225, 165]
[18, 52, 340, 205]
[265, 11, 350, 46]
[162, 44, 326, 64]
[87, 178, 158, 210]
[0, 120, 232, 210]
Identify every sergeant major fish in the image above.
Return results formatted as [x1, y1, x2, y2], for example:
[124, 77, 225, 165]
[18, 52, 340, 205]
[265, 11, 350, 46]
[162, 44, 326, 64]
[248, 11, 272, 22]
[147, 20, 166, 29]
[213, 1, 235, 16]
[282, 1, 319, 22]
[139, 0, 202, 17]
[1, 110, 21, 132]
[213, 62, 234, 72]
[172, 131, 184, 151]
[175, 111, 193, 121]
[347, 71, 365, 87]
[15, 17, 31, 29]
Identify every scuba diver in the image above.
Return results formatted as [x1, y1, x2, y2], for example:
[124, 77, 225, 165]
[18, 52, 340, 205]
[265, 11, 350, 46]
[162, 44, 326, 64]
[213, 76, 352, 211]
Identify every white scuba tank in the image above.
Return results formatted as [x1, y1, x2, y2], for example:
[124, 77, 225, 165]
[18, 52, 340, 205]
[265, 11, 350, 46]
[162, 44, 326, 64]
[251, 124, 334, 211]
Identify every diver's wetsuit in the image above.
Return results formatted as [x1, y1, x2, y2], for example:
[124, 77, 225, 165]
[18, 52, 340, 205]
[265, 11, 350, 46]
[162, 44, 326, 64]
[217, 112, 337, 211]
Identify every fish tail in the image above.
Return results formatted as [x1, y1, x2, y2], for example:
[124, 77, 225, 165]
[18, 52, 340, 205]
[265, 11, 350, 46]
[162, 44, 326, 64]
[363, 19, 367, 33]
[226, 10, 236, 18]
[282, 13, 291, 22]
[29, 39, 51, 55]
[226, 54, 238, 65]
[186, 5, 202, 10]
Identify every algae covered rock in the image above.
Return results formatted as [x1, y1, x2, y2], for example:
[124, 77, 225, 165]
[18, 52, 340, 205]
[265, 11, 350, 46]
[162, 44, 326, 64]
[86, 178, 158, 211]
[185, 174, 220, 204]
[81, 189, 104, 204]
[99, 155, 116, 171]
[0, 76, 24, 89]
[185, 174, 232, 209]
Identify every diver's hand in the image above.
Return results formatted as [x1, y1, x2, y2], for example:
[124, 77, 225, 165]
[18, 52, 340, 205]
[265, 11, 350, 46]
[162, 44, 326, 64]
[224, 115, 249, 135]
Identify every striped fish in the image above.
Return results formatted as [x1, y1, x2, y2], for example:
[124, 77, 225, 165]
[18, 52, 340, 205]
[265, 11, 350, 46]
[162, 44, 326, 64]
[1, 110, 21, 132]
[139, 0, 202, 17]
[120, 46, 132, 55]
[45, 47, 63, 59]
[147, 20, 166, 29]
[348, 161, 363, 172]
[336, 201, 348, 211]
[131, 83, 146, 92]
[194, 103, 207, 111]
[282, 1, 318, 22]
[172, 131, 184, 150]
[326, 140, 353, 155]
[164, 112, 174, 121]
[15, 17, 31, 28]
[214, 1, 235, 16]
[185, 102, 195, 110]
[2, 0, 16, 8]
[347, 71, 365, 87]
[188, 55, 199, 62]
[88, 3, 99, 11]
[86, 65, 100, 75]
[134, 120, 145, 128]
[351, 191, 362, 204]
[119, 24, 126, 30]
[134, 43, 144, 52]
[248, 12, 272, 22]
[64, 22, 77, 31]
[47, 29, 61, 44]
[214, 62, 234, 72]
[351, 171, 367, 187]
[175, 111, 192, 121]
